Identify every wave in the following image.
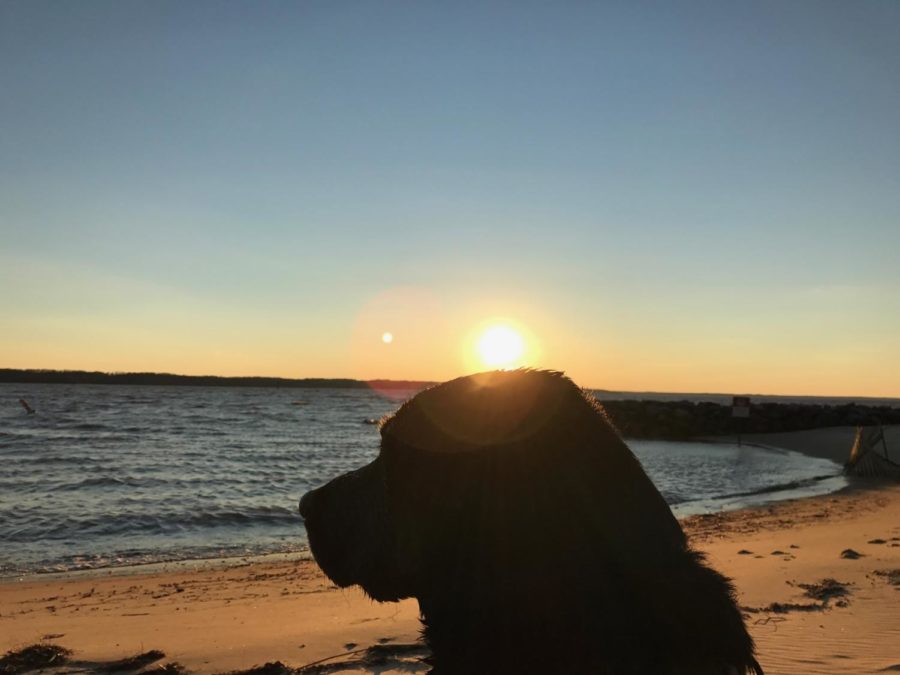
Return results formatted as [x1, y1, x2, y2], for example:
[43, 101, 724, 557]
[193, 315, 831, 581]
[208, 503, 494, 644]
[59, 475, 141, 490]
[707, 473, 840, 502]
[1, 505, 302, 542]
[0, 475, 137, 491]
[0, 540, 311, 577]
[674, 473, 844, 509]
[6, 453, 108, 465]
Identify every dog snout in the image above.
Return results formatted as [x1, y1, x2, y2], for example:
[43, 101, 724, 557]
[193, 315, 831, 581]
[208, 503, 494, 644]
[299, 488, 318, 519]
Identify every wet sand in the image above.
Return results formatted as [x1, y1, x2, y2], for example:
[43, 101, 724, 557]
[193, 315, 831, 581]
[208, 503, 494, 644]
[715, 424, 900, 465]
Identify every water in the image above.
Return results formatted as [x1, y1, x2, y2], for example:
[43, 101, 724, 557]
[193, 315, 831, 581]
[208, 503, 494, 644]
[0, 383, 846, 576]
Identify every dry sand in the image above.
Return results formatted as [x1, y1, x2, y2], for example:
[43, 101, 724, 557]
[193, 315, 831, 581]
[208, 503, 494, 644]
[683, 482, 900, 674]
[2, 428, 899, 675]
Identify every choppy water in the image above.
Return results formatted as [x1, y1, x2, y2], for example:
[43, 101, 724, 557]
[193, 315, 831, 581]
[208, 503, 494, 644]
[0, 383, 845, 576]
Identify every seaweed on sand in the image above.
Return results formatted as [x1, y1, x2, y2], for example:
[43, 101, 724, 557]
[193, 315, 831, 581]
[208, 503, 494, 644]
[742, 578, 853, 614]
[99, 651, 166, 673]
[0, 645, 72, 675]
[222, 643, 429, 675]
[133, 663, 186, 675]
[874, 569, 900, 587]
[222, 663, 293, 675]
[797, 578, 852, 603]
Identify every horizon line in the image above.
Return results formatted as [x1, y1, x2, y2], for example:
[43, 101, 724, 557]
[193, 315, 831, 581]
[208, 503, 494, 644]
[2, 367, 898, 402]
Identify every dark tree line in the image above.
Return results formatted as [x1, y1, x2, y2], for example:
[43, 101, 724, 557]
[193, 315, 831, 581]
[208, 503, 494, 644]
[0, 368, 431, 390]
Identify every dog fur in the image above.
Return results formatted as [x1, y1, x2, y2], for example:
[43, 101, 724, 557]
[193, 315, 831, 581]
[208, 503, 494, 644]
[299, 369, 763, 674]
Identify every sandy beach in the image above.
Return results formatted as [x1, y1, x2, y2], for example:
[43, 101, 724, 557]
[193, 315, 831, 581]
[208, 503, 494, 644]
[3, 429, 899, 675]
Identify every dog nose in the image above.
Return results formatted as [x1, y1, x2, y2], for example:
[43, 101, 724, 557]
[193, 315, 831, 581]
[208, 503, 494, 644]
[299, 489, 317, 519]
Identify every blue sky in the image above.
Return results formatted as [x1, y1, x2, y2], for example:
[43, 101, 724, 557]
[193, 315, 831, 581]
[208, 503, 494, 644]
[1, 1, 898, 395]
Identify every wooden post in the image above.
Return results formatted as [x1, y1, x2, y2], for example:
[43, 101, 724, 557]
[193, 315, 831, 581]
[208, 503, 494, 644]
[732, 396, 751, 447]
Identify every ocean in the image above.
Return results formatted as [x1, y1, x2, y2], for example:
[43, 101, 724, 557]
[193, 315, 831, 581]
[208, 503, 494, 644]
[0, 383, 849, 577]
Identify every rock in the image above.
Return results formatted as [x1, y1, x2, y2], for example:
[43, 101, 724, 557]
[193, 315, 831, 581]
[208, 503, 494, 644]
[840, 549, 864, 559]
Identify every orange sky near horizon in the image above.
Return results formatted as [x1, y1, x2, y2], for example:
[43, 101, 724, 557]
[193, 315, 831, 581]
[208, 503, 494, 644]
[3, 283, 898, 399]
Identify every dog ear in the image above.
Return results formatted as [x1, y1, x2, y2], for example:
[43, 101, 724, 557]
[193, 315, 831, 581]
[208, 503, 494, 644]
[548, 391, 688, 565]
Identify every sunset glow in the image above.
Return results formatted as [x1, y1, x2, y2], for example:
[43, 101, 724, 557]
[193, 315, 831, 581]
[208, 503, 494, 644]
[477, 325, 526, 369]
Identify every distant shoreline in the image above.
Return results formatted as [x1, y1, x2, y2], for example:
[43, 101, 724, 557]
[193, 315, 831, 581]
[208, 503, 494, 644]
[5, 368, 900, 441]
[0, 368, 433, 390]
[3, 368, 898, 405]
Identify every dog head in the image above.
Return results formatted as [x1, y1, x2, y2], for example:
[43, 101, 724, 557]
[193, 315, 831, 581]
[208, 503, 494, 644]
[299, 369, 762, 673]
[299, 369, 685, 604]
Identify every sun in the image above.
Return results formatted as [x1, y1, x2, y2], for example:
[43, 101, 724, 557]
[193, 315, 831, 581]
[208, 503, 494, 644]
[477, 324, 526, 369]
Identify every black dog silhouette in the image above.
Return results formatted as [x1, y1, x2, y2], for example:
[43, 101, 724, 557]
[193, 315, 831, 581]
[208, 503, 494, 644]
[300, 370, 763, 674]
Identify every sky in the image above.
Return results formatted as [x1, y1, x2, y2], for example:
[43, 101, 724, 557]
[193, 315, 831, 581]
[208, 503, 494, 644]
[1, 0, 898, 396]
